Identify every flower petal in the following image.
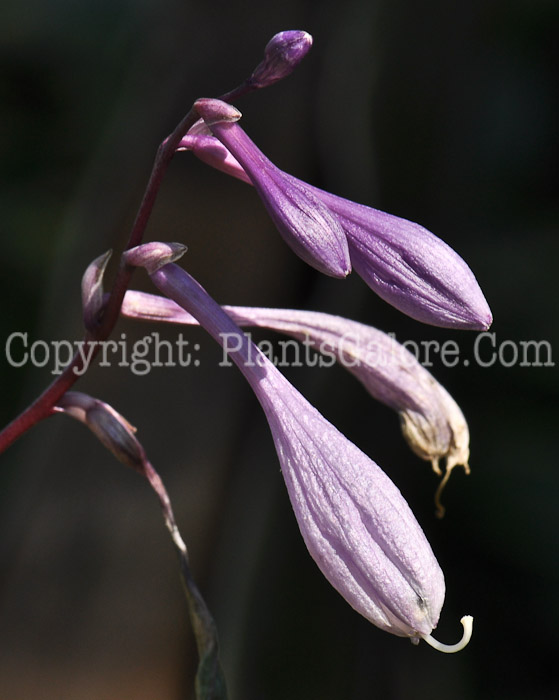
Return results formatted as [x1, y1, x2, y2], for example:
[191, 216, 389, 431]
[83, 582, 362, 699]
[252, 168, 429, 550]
[194, 99, 351, 278]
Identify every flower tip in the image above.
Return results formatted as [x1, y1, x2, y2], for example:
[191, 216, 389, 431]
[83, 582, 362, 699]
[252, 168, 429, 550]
[421, 615, 473, 653]
[338, 258, 352, 278]
[194, 98, 242, 127]
[463, 292, 493, 331]
[481, 308, 493, 331]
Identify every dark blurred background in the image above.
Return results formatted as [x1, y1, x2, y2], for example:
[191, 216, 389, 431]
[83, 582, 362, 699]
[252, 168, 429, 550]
[1, 1, 558, 698]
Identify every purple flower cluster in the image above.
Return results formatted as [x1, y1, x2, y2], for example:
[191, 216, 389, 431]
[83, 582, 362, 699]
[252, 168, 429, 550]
[86, 31, 487, 653]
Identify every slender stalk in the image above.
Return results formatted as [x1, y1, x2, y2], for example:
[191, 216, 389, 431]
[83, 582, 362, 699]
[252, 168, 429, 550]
[54, 392, 228, 697]
[96, 107, 200, 339]
[143, 460, 228, 700]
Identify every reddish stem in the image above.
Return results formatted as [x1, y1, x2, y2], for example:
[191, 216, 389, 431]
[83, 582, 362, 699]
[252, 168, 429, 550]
[0, 108, 199, 455]
[0, 77, 263, 456]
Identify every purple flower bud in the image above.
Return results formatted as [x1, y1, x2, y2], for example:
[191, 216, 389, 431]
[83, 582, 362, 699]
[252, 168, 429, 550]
[248, 30, 313, 88]
[124, 251, 473, 650]
[81, 250, 112, 331]
[182, 127, 492, 330]
[194, 98, 351, 278]
[305, 183, 493, 330]
[121, 291, 470, 515]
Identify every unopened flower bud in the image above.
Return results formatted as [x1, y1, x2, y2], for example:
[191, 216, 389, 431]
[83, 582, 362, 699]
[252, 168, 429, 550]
[249, 30, 313, 88]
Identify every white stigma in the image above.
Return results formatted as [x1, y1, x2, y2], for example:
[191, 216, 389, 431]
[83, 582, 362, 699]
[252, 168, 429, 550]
[421, 615, 473, 653]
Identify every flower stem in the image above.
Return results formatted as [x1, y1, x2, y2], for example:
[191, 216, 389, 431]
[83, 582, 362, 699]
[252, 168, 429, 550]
[143, 460, 228, 700]
[0, 108, 199, 455]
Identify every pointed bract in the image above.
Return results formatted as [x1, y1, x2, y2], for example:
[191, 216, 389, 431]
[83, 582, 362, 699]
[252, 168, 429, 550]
[82, 250, 112, 331]
[122, 241, 187, 274]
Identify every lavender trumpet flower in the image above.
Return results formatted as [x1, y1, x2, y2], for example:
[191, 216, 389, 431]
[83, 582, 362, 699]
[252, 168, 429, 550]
[123, 244, 473, 651]
[187, 100, 492, 330]
[120, 290, 470, 515]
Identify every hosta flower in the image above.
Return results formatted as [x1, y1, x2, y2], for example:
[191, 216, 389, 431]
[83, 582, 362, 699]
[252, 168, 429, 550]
[120, 290, 470, 517]
[123, 243, 473, 651]
[187, 99, 492, 331]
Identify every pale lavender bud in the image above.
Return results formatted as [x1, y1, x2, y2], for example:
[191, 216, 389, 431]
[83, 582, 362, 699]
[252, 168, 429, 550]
[182, 127, 492, 330]
[120, 291, 470, 515]
[122, 241, 187, 274]
[249, 30, 313, 88]
[125, 256, 472, 650]
[55, 391, 146, 472]
[82, 250, 112, 330]
[194, 98, 351, 278]
[305, 183, 493, 330]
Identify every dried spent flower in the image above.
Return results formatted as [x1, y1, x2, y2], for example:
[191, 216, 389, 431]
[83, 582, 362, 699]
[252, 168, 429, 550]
[124, 244, 473, 651]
